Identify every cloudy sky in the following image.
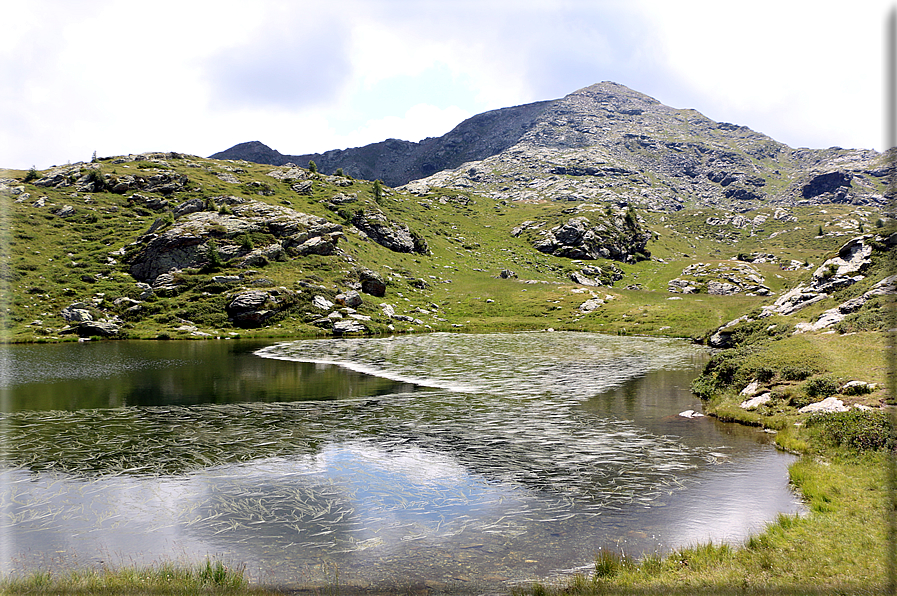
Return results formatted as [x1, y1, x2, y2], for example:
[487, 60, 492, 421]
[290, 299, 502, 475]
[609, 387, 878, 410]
[1, 1, 893, 170]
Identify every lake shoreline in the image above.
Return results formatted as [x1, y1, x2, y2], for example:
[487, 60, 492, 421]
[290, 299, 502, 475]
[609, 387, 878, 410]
[0, 333, 812, 592]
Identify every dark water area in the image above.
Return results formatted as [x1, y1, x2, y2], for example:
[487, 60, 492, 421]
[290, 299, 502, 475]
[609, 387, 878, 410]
[0, 340, 420, 411]
[0, 333, 804, 591]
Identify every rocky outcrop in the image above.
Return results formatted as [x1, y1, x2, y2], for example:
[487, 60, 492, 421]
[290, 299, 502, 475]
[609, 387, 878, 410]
[760, 235, 876, 318]
[707, 235, 891, 345]
[668, 261, 771, 296]
[516, 208, 650, 263]
[351, 209, 429, 254]
[127, 196, 343, 283]
[707, 315, 752, 348]
[31, 163, 190, 195]
[794, 275, 896, 333]
[226, 288, 297, 327]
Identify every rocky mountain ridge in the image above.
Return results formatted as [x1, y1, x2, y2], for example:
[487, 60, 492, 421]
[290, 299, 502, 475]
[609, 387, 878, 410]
[213, 82, 892, 213]
[211, 99, 553, 188]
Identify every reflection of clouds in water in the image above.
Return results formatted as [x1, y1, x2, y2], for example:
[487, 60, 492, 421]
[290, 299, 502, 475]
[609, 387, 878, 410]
[648, 449, 803, 546]
[0, 333, 803, 587]
[0, 469, 215, 571]
[318, 441, 470, 486]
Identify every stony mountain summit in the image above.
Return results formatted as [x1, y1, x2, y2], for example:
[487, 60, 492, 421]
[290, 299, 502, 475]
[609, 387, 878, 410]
[213, 82, 891, 212]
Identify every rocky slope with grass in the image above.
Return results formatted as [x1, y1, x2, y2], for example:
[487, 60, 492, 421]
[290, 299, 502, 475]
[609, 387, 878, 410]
[215, 82, 892, 213]
[1, 149, 892, 346]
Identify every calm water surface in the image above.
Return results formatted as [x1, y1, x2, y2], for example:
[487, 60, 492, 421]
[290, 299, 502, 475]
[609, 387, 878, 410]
[0, 333, 803, 591]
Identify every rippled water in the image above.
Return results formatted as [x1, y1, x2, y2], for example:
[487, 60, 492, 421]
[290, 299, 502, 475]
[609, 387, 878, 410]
[0, 333, 802, 590]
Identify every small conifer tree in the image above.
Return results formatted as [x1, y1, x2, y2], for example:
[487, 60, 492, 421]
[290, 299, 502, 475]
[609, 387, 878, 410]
[206, 239, 225, 270]
[308, 160, 317, 174]
[373, 179, 383, 203]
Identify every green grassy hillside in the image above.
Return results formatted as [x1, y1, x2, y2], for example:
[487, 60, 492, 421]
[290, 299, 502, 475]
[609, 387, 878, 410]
[1, 153, 886, 346]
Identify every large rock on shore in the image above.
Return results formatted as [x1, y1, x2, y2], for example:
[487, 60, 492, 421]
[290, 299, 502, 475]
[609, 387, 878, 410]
[226, 288, 297, 327]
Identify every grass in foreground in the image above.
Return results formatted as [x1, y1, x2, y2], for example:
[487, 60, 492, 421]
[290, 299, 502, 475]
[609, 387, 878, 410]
[0, 559, 280, 595]
[515, 453, 889, 595]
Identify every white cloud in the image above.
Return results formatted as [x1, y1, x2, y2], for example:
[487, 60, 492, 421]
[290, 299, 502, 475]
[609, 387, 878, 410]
[634, 0, 893, 150]
[0, 0, 894, 169]
[343, 103, 472, 146]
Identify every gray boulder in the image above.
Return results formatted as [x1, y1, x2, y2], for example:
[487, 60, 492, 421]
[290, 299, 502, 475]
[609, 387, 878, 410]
[286, 235, 337, 256]
[312, 295, 334, 310]
[237, 244, 286, 268]
[76, 321, 120, 337]
[799, 397, 849, 414]
[292, 180, 314, 195]
[579, 297, 605, 312]
[570, 272, 601, 286]
[358, 268, 387, 297]
[351, 209, 429, 254]
[668, 278, 698, 294]
[226, 290, 294, 327]
[333, 319, 367, 334]
[336, 290, 363, 308]
[706, 280, 740, 295]
[61, 305, 93, 322]
[173, 198, 205, 217]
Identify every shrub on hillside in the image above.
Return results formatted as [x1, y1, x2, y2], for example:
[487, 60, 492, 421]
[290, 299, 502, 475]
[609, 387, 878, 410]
[780, 364, 817, 381]
[804, 409, 893, 452]
[803, 375, 839, 399]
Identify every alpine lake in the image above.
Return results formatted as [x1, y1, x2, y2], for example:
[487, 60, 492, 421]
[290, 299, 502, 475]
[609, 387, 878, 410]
[0, 332, 804, 592]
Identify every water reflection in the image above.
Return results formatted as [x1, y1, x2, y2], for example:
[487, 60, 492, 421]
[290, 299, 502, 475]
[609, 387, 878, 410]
[0, 340, 419, 411]
[0, 333, 803, 590]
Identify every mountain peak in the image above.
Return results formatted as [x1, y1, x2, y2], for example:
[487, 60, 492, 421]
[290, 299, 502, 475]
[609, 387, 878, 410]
[211, 83, 887, 211]
[211, 141, 288, 165]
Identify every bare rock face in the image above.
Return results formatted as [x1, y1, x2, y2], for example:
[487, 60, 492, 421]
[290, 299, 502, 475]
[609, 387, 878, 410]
[351, 209, 429, 254]
[127, 196, 343, 283]
[761, 235, 876, 318]
[516, 207, 650, 264]
[533, 215, 650, 262]
[214, 82, 891, 212]
[669, 261, 771, 296]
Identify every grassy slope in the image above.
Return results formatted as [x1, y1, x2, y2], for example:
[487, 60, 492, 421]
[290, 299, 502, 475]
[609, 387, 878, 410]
[1, 155, 894, 595]
[1, 155, 877, 343]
